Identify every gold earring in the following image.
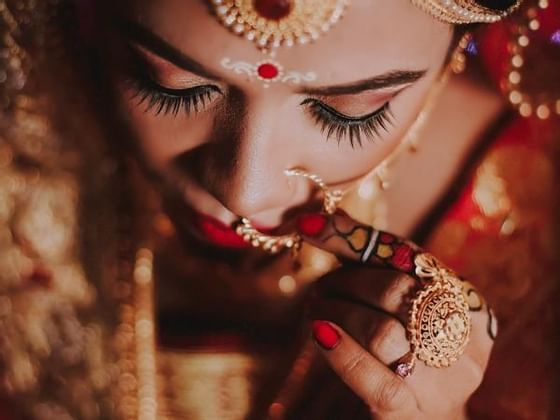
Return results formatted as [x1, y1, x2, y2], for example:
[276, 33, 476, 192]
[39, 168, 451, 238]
[451, 32, 472, 75]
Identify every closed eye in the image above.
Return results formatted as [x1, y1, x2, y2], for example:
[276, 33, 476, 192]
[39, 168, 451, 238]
[301, 98, 394, 148]
[127, 73, 222, 116]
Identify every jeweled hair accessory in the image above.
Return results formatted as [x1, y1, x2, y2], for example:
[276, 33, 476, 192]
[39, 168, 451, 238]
[211, 0, 349, 51]
[411, 0, 523, 24]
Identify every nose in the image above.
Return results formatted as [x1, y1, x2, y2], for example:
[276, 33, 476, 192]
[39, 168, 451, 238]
[189, 97, 307, 219]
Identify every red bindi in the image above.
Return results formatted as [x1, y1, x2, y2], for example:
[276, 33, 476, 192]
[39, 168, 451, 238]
[257, 62, 280, 80]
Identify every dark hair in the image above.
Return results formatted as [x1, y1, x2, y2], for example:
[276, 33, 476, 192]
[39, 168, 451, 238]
[475, 0, 519, 10]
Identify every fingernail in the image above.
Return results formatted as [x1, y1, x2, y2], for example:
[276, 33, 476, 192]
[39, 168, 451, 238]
[297, 213, 328, 237]
[312, 320, 341, 350]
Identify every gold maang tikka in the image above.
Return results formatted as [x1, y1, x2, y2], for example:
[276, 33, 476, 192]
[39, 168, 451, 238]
[211, 0, 523, 50]
[211, 0, 350, 52]
[211, 0, 350, 87]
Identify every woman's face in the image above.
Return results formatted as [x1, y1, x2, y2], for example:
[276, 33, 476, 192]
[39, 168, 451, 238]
[111, 0, 453, 247]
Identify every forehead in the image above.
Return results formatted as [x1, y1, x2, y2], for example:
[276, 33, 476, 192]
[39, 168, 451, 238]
[121, 0, 452, 84]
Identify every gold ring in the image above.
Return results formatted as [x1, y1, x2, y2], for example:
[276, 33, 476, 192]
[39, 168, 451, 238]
[234, 169, 343, 254]
[407, 253, 472, 368]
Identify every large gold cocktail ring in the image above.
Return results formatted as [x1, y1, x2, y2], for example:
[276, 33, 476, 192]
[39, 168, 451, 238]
[234, 169, 343, 254]
[407, 253, 472, 369]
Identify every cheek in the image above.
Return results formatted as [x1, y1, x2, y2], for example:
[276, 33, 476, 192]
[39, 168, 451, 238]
[306, 67, 445, 186]
[120, 88, 214, 170]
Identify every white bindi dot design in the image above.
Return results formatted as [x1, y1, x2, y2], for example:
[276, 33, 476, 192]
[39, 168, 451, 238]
[220, 57, 317, 88]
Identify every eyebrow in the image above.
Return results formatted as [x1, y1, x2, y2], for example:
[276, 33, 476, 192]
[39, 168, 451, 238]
[117, 20, 426, 96]
[299, 70, 427, 96]
[117, 19, 222, 80]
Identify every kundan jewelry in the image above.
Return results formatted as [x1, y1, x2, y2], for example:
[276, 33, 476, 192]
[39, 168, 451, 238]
[404, 264, 471, 376]
[408, 253, 471, 370]
[411, 0, 523, 24]
[211, 0, 349, 87]
[210, 0, 349, 51]
[327, 218, 473, 376]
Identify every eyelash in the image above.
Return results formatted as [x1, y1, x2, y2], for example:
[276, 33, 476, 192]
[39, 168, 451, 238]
[301, 98, 394, 148]
[127, 74, 222, 116]
[126, 72, 393, 148]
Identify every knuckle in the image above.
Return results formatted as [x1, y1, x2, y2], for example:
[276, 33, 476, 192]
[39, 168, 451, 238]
[368, 318, 402, 358]
[380, 275, 415, 312]
[463, 356, 485, 392]
[339, 351, 369, 382]
[369, 377, 408, 412]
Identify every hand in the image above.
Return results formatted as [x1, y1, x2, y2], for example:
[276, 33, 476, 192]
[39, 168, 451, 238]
[297, 211, 497, 420]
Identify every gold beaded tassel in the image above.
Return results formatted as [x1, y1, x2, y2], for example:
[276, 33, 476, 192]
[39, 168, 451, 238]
[504, 0, 560, 119]
[115, 246, 168, 420]
[132, 248, 160, 420]
[450, 32, 472, 75]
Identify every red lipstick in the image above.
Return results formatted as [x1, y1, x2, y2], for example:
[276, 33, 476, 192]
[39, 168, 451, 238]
[194, 212, 250, 248]
[189, 208, 279, 249]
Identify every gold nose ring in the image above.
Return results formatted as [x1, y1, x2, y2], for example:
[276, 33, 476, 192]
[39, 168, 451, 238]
[233, 169, 343, 254]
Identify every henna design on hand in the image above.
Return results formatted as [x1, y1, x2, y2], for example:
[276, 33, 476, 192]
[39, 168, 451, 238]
[328, 215, 497, 340]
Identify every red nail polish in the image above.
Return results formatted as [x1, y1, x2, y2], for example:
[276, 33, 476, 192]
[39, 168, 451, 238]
[312, 320, 341, 350]
[297, 213, 328, 237]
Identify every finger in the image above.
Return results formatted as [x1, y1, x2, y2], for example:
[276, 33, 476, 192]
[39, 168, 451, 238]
[311, 320, 416, 415]
[309, 297, 410, 366]
[465, 308, 494, 371]
[299, 212, 493, 391]
[314, 266, 417, 323]
[296, 211, 420, 277]
[298, 211, 490, 328]
[311, 270, 493, 380]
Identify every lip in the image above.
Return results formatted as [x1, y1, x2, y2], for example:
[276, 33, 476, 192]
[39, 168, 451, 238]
[192, 211, 277, 249]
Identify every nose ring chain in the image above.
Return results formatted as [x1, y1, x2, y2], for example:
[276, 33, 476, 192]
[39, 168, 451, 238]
[284, 169, 343, 214]
[233, 169, 343, 254]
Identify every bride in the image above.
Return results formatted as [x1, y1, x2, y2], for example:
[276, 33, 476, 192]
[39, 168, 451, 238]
[0, 0, 558, 418]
